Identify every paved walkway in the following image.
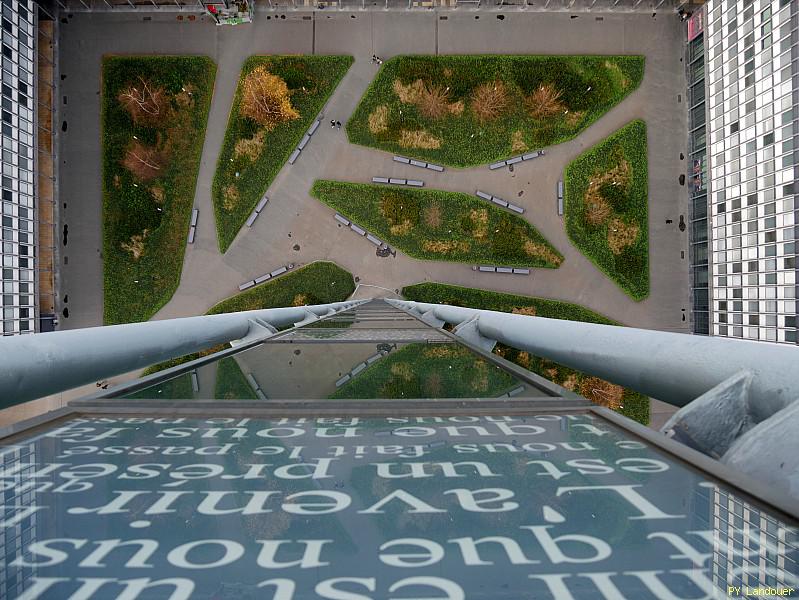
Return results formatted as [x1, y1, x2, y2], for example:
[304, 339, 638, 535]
[58, 10, 690, 333]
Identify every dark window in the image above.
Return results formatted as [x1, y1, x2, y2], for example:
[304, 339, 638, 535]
[763, 132, 775, 145]
[731, 122, 740, 134]
[733, 263, 743, 273]
[1, 45, 11, 59]
[786, 316, 797, 328]
[749, 315, 759, 325]
[747, 194, 758, 206]
[748, 261, 758, 272]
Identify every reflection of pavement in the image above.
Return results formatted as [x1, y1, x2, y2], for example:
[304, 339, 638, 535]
[234, 342, 386, 399]
[58, 12, 688, 335]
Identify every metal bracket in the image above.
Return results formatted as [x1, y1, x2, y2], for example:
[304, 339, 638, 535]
[293, 309, 323, 328]
[453, 316, 497, 352]
[419, 309, 445, 329]
[230, 318, 278, 348]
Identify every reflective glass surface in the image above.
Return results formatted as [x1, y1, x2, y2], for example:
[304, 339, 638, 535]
[1, 414, 796, 599]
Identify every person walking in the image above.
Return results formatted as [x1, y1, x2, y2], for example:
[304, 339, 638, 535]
[335, 120, 342, 130]
[330, 119, 336, 129]
[371, 54, 377, 64]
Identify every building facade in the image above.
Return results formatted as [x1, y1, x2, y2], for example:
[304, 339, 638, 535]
[704, 0, 798, 343]
[0, 0, 36, 336]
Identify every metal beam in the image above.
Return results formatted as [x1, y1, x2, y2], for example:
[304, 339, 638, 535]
[388, 299, 799, 421]
[0, 300, 365, 406]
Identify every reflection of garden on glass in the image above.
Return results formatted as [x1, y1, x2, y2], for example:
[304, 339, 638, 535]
[347, 54, 644, 167]
[402, 282, 649, 425]
[330, 342, 518, 400]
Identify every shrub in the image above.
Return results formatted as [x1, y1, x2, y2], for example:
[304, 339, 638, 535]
[240, 66, 299, 130]
[525, 83, 565, 120]
[470, 80, 509, 123]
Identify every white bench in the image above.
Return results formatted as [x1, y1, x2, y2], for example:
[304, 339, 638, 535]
[288, 149, 301, 164]
[393, 156, 411, 164]
[308, 119, 320, 136]
[476, 190, 492, 201]
[366, 233, 383, 246]
[297, 134, 311, 151]
[410, 159, 426, 168]
[497, 267, 513, 274]
[334, 213, 350, 226]
[512, 268, 530, 275]
[238, 280, 256, 291]
[254, 273, 271, 285]
[190, 208, 199, 227]
[489, 161, 506, 170]
[507, 203, 524, 214]
[187, 226, 196, 244]
[255, 196, 269, 214]
[523, 150, 545, 161]
[506, 156, 522, 165]
[372, 176, 390, 184]
[389, 178, 407, 185]
[270, 266, 288, 277]
[478, 265, 496, 272]
[350, 224, 366, 236]
[558, 197, 564, 216]
[407, 180, 424, 187]
[491, 197, 509, 208]
[426, 163, 444, 172]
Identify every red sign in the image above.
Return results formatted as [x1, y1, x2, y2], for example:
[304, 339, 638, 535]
[688, 10, 704, 42]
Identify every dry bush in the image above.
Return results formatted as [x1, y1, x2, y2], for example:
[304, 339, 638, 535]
[121, 229, 149, 260]
[368, 105, 389, 134]
[121, 140, 165, 181]
[175, 83, 196, 109]
[417, 82, 452, 120]
[424, 346, 457, 358]
[580, 376, 624, 410]
[583, 158, 631, 226]
[292, 294, 308, 306]
[240, 67, 299, 130]
[424, 203, 442, 229]
[585, 193, 612, 225]
[525, 83, 565, 120]
[398, 129, 441, 149]
[222, 184, 239, 212]
[562, 373, 578, 391]
[511, 130, 528, 154]
[118, 77, 167, 126]
[393, 79, 425, 104]
[234, 129, 266, 162]
[524, 240, 562, 266]
[607, 217, 639, 255]
[470, 80, 509, 123]
[511, 306, 537, 316]
[565, 110, 585, 127]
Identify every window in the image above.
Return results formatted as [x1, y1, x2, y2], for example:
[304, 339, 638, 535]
[763, 133, 774, 146]
[731, 122, 740, 134]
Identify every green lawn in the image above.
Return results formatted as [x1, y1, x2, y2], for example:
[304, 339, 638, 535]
[402, 282, 649, 425]
[330, 343, 518, 400]
[212, 55, 353, 252]
[565, 119, 649, 300]
[101, 56, 216, 324]
[347, 54, 643, 167]
[208, 261, 355, 314]
[311, 181, 562, 268]
[215, 357, 258, 399]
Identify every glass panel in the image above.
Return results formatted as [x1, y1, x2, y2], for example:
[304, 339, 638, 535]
[0, 414, 795, 599]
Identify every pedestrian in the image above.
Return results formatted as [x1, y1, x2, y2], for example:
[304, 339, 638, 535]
[666, 219, 673, 224]
[330, 119, 336, 128]
[335, 120, 342, 130]
[372, 54, 377, 64]
[375, 55, 383, 65]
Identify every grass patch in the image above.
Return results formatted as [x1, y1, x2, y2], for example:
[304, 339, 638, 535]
[347, 55, 643, 167]
[402, 282, 649, 425]
[102, 56, 216, 324]
[311, 181, 562, 268]
[215, 357, 258, 399]
[208, 261, 355, 314]
[330, 343, 517, 400]
[212, 55, 353, 252]
[565, 119, 649, 300]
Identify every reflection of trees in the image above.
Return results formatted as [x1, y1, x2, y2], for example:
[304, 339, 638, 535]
[330, 343, 517, 399]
